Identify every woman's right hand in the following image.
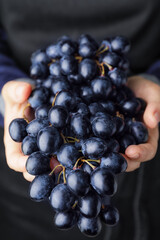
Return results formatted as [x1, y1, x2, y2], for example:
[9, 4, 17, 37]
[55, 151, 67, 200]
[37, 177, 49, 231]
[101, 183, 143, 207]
[2, 80, 35, 182]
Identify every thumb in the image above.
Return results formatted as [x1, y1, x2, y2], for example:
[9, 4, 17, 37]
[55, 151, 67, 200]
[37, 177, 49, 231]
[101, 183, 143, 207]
[143, 102, 160, 128]
[2, 80, 32, 105]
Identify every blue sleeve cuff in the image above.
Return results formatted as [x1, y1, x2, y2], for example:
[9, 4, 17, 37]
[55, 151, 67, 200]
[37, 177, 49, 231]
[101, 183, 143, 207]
[0, 53, 28, 93]
[146, 60, 160, 80]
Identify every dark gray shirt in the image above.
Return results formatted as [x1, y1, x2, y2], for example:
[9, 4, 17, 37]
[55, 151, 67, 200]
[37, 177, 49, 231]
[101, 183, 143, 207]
[0, 0, 160, 73]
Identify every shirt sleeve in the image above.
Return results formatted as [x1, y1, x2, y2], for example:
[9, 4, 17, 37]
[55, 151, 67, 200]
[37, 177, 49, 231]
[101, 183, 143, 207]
[146, 60, 160, 80]
[0, 28, 28, 93]
[0, 27, 30, 126]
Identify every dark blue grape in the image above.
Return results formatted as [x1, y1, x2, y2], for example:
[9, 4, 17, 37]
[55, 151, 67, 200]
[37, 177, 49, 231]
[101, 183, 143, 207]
[115, 88, 127, 104]
[99, 101, 116, 115]
[120, 98, 141, 116]
[37, 126, 62, 154]
[119, 133, 136, 153]
[81, 162, 93, 174]
[137, 98, 147, 112]
[42, 76, 54, 89]
[100, 39, 111, 51]
[79, 43, 96, 58]
[108, 68, 127, 87]
[91, 76, 112, 99]
[78, 190, 101, 218]
[21, 135, 38, 155]
[29, 174, 55, 201]
[101, 205, 119, 226]
[35, 104, 51, 119]
[49, 62, 61, 77]
[91, 167, 117, 196]
[130, 121, 148, 144]
[50, 183, 76, 212]
[100, 52, 121, 68]
[92, 114, 116, 139]
[57, 143, 80, 168]
[9, 118, 27, 142]
[71, 113, 91, 139]
[82, 137, 107, 159]
[111, 36, 130, 54]
[31, 49, 50, 65]
[54, 90, 76, 111]
[28, 87, 50, 109]
[114, 116, 125, 135]
[78, 34, 98, 49]
[26, 118, 49, 137]
[66, 169, 90, 196]
[58, 39, 77, 56]
[80, 85, 94, 103]
[49, 106, 68, 129]
[54, 210, 78, 230]
[30, 63, 48, 79]
[121, 85, 135, 99]
[120, 55, 130, 72]
[105, 138, 120, 153]
[60, 56, 78, 75]
[26, 151, 51, 175]
[51, 77, 70, 95]
[46, 44, 61, 59]
[67, 74, 84, 85]
[88, 102, 105, 116]
[78, 214, 102, 237]
[100, 152, 127, 174]
[35, 79, 43, 88]
[76, 102, 90, 117]
[79, 59, 98, 80]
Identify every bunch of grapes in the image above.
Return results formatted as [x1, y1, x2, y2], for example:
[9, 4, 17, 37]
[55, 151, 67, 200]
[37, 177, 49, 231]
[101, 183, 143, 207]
[9, 34, 148, 237]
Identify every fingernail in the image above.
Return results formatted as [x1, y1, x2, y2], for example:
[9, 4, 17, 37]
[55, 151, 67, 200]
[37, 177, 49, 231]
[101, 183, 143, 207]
[131, 153, 140, 159]
[154, 112, 160, 123]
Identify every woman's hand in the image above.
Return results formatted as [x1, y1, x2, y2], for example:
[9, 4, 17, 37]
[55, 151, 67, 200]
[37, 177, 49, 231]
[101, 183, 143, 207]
[125, 76, 160, 172]
[2, 80, 36, 182]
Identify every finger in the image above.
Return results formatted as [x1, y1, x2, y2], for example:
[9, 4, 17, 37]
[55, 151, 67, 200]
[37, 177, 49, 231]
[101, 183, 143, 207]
[2, 80, 32, 104]
[127, 76, 159, 102]
[126, 160, 141, 172]
[125, 126, 159, 162]
[121, 154, 141, 172]
[143, 102, 160, 128]
[3, 100, 30, 172]
[128, 77, 160, 128]
[23, 171, 35, 182]
[5, 147, 28, 172]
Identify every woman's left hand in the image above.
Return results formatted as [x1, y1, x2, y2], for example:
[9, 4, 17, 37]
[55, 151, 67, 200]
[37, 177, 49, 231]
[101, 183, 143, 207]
[124, 76, 160, 172]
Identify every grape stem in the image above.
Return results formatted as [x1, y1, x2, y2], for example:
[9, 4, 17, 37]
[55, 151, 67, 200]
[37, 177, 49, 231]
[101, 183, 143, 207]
[73, 156, 84, 169]
[103, 62, 113, 71]
[60, 132, 68, 144]
[65, 136, 80, 142]
[96, 44, 105, 54]
[48, 59, 56, 66]
[95, 60, 105, 77]
[81, 160, 96, 170]
[49, 164, 63, 176]
[75, 56, 83, 62]
[23, 102, 31, 123]
[85, 159, 100, 163]
[116, 111, 124, 119]
[57, 170, 63, 184]
[96, 46, 109, 56]
[72, 201, 78, 209]
[62, 167, 67, 184]
[52, 91, 59, 107]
